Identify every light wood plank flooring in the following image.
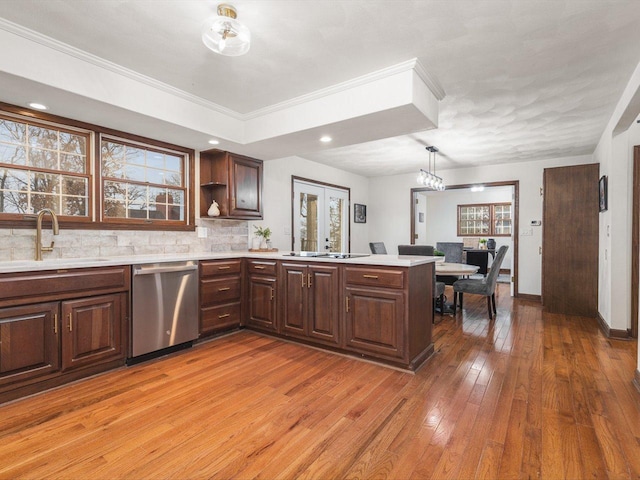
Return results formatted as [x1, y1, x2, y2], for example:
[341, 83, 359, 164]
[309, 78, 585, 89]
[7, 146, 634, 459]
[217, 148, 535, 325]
[1, 284, 639, 479]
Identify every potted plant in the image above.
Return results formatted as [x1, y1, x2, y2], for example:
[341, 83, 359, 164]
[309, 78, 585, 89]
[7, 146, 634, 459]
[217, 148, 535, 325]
[479, 238, 488, 250]
[253, 225, 272, 250]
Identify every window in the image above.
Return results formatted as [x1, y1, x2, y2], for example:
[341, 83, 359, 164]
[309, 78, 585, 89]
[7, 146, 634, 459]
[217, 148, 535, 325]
[0, 114, 91, 219]
[101, 137, 186, 223]
[458, 203, 512, 236]
[0, 104, 194, 230]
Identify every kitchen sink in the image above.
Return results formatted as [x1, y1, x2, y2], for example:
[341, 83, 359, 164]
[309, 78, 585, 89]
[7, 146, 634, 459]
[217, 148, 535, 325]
[284, 252, 369, 259]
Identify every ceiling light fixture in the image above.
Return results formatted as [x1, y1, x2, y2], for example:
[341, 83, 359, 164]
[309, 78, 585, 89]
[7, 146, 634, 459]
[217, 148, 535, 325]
[202, 4, 250, 56]
[208, 139, 220, 145]
[417, 146, 445, 191]
[470, 185, 485, 192]
[28, 102, 48, 110]
[320, 136, 332, 143]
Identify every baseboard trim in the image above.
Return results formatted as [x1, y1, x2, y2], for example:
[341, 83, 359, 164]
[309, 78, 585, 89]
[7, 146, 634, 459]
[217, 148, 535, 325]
[517, 293, 541, 302]
[634, 370, 640, 395]
[597, 312, 632, 340]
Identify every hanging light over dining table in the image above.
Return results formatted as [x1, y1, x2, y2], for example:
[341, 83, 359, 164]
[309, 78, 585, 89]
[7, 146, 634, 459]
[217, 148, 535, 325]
[417, 146, 445, 191]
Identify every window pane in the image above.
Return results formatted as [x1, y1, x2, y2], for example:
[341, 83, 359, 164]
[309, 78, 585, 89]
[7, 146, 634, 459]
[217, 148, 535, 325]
[0, 144, 26, 165]
[125, 164, 146, 182]
[147, 152, 164, 169]
[32, 172, 60, 195]
[62, 175, 88, 196]
[102, 142, 125, 177]
[147, 168, 166, 185]
[28, 125, 58, 150]
[104, 199, 126, 218]
[60, 153, 86, 173]
[31, 193, 58, 213]
[63, 196, 87, 216]
[127, 147, 145, 165]
[0, 119, 25, 144]
[30, 148, 58, 170]
[165, 155, 181, 172]
[59, 132, 85, 155]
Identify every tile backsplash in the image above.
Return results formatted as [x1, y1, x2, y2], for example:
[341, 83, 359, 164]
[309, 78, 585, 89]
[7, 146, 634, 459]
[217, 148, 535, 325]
[0, 219, 248, 261]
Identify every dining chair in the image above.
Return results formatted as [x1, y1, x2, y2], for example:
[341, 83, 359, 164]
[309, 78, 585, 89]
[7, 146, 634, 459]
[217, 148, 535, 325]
[397, 244, 445, 319]
[369, 242, 387, 254]
[435, 242, 464, 263]
[452, 245, 508, 319]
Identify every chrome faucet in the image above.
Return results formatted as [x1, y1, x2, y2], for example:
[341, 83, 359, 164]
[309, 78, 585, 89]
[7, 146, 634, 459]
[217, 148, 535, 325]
[35, 208, 59, 261]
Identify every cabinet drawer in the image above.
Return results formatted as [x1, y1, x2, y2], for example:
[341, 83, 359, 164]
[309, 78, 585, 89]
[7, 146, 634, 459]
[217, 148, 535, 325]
[0, 266, 130, 306]
[344, 267, 404, 289]
[201, 277, 241, 304]
[200, 259, 242, 277]
[247, 260, 277, 275]
[201, 302, 241, 333]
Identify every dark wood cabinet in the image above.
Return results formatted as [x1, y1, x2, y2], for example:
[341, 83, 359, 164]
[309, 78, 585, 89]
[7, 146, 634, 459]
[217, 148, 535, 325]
[246, 260, 277, 332]
[0, 302, 60, 389]
[0, 265, 130, 404]
[280, 262, 340, 346]
[61, 293, 126, 371]
[344, 286, 404, 360]
[200, 150, 263, 219]
[200, 259, 242, 337]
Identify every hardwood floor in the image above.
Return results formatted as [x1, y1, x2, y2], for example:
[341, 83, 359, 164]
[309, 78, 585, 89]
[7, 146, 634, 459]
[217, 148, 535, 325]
[1, 284, 639, 479]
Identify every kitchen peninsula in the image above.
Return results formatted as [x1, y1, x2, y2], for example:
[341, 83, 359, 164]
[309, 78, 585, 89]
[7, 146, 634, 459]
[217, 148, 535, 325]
[0, 252, 436, 404]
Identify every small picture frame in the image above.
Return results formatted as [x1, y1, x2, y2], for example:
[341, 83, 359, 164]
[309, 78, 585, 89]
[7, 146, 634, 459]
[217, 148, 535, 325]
[354, 203, 367, 223]
[599, 175, 608, 212]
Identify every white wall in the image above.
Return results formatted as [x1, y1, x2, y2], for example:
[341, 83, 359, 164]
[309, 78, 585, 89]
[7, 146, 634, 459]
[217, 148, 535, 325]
[254, 156, 370, 254]
[368, 154, 594, 296]
[422, 187, 513, 269]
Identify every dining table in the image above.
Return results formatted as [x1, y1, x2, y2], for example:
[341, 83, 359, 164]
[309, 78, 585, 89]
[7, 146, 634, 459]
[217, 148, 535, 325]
[435, 262, 480, 315]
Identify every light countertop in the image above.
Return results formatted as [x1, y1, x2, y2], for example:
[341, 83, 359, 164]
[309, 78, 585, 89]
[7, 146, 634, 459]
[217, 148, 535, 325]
[0, 252, 440, 273]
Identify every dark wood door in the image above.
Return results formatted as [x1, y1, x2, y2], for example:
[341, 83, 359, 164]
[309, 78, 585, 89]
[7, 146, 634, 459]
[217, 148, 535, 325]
[0, 302, 60, 389]
[543, 164, 599, 316]
[344, 286, 405, 360]
[247, 275, 277, 331]
[307, 265, 340, 346]
[61, 293, 126, 371]
[280, 263, 307, 338]
[229, 154, 262, 218]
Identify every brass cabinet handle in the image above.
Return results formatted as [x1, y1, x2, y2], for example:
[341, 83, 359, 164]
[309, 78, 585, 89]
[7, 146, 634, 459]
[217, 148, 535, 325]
[302, 274, 305, 288]
[270, 288, 274, 301]
[345, 297, 350, 313]
[218, 287, 231, 292]
[254, 265, 266, 270]
[218, 266, 231, 270]
[363, 274, 379, 279]
[218, 313, 231, 319]
[54, 313, 58, 334]
[67, 313, 72, 332]
[308, 273, 312, 288]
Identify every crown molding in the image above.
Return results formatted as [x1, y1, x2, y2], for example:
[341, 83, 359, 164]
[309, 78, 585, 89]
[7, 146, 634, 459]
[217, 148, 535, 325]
[0, 18, 243, 120]
[245, 58, 446, 120]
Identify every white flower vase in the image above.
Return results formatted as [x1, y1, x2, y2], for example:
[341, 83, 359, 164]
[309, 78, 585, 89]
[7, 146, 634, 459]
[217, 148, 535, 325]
[260, 238, 268, 249]
[207, 201, 220, 217]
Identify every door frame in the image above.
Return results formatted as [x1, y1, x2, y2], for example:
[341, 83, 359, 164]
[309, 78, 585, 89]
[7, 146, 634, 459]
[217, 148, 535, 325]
[631, 146, 640, 338]
[410, 180, 519, 297]
[291, 176, 351, 252]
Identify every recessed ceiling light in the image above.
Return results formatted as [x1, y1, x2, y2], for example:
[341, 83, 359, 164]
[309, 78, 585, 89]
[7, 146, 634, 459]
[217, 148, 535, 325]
[470, 185, 485, 192]
[208, 139, 220, 145]
[320, 136, 332, 143]
[28, 102, 48, 110]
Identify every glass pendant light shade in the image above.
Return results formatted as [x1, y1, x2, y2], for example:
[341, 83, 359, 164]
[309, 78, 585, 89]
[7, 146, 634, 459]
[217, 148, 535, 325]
[202, 4, 251, 56]
[417, 146, 446, 191]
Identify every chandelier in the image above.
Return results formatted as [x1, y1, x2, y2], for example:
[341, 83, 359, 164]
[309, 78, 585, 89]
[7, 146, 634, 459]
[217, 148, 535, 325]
[417, 146, 445, 191]
[202, 4, 251, 56]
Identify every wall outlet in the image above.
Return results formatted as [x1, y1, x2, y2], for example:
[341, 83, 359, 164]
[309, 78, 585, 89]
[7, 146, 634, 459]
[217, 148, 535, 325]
[521, 228, 533, 236]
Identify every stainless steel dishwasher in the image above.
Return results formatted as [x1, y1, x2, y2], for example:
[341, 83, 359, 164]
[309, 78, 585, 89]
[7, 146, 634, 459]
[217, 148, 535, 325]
[130, 260, 199, 362]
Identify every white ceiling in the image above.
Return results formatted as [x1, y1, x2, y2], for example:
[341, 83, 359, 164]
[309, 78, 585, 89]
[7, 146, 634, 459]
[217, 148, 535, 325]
[0, 0, 639, 176]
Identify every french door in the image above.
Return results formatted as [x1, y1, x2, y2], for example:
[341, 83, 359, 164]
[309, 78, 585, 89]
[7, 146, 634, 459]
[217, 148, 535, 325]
[293, 179, 349, 253]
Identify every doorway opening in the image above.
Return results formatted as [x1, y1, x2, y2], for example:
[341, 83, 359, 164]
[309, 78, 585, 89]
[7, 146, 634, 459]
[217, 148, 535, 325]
[291, 177, 350, 253]
[410, 180, 519, 297]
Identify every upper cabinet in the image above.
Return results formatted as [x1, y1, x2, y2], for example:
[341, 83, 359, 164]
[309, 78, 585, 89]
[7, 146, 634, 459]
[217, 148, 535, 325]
[200, 150, 263, 220]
